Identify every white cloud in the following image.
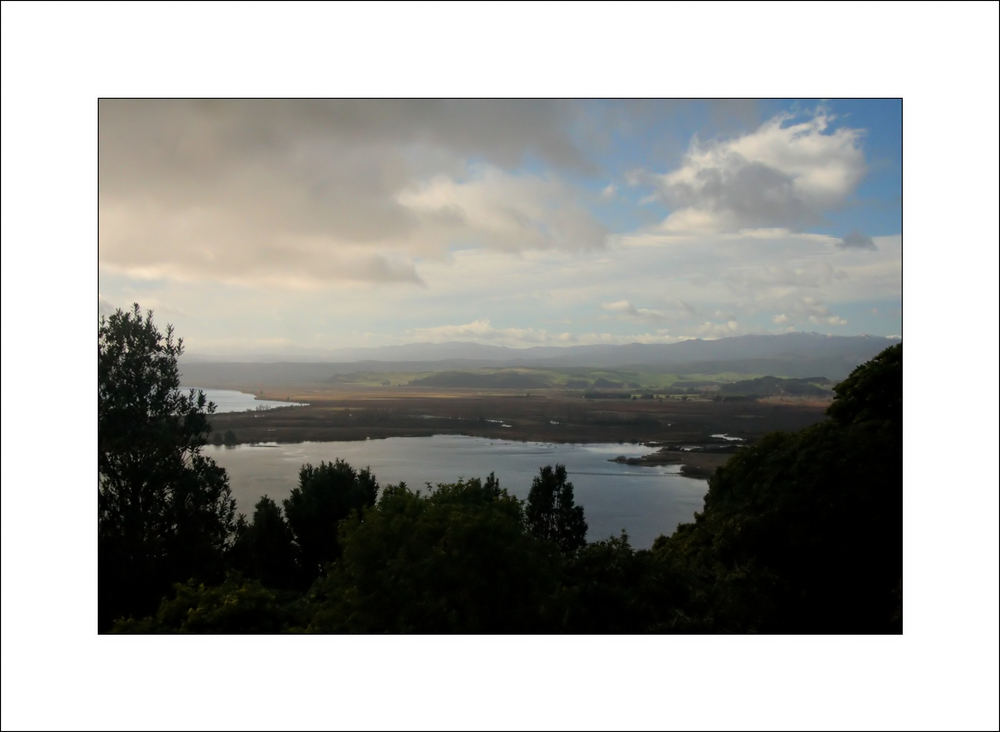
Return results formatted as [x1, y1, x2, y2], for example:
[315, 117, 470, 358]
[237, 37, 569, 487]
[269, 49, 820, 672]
[396, 166, 607, 253]
[100, 162, 606, 287]
[100, 200, 426, 287]
[723, 261, 847, 295]
[610, 229, 901, 316]
[98, 223, 899, 356]
[691, 320, 742, 338]
[407, 319, 551, 345]
[799, 296, 833, 317]
[405, 318, 691, 348]
[659, 207, 724, 233]
[812, 315, 848, 327]
[772, 313, 789, 324]
[602, 300, 634, 314]
[601, 299, 669, 322]
[647, 110, 867, 233]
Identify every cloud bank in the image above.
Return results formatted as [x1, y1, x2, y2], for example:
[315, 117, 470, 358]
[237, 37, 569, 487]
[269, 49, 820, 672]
[99, 100, 603, 287]
[98, 101, 901, 354]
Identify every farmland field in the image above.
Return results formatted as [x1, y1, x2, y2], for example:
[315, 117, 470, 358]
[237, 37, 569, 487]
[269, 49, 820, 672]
[206, 379, 830, 450]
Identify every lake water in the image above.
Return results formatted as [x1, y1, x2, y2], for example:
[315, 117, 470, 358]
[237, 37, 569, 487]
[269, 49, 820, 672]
[180, 387, 307, 413]
[204, 435, 709, 548]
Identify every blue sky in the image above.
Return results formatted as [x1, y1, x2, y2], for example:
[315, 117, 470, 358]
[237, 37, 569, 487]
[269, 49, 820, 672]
[571, 99, 901, 237]
[98, 99, 902, 357]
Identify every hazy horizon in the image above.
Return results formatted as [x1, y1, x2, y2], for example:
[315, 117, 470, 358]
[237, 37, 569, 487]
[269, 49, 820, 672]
[173, 330, 902, 365]
[99, 99, 902, 359]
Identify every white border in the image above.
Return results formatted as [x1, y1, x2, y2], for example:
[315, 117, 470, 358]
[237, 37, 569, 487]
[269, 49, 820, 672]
[2, 2, 998, 731]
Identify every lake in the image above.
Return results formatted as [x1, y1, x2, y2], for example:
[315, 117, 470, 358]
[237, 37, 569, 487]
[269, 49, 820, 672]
[180, 387, 307, 413]
[204, 434, 709, 548]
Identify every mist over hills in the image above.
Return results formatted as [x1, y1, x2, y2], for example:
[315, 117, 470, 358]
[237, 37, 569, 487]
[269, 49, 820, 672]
[180, 332, 900, 386]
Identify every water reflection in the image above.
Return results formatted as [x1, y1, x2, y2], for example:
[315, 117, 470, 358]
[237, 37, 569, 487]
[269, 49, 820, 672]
[180, 387, 307, 413]
[204, 434, 708, 549]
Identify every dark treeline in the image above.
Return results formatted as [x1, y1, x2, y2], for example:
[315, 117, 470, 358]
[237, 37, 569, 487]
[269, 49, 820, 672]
[100, 305, 902, 633]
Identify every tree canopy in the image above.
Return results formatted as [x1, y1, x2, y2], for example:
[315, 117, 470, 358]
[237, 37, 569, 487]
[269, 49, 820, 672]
[305, 476, 562, 633]
[282, 459, 379, 579]
[827, 342, 902, 426]
[652, 342, 903, 632]
[525, 464, 588, 554]
[98, 304, 236, 630]
[230, 495, 298, 589]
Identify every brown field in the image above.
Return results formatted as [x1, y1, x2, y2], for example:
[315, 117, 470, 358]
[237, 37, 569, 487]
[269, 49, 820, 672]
[209, 385, 830, 462]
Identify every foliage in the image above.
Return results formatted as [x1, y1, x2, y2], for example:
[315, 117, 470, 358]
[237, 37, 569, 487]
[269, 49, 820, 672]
[304, 477, 562, 632]
[555, 532, 651, 632]
[827, 342, 902, 426]
[718, 375, 832, 398]
[525, 464, 587, 553]
[282, 459, 379, 579]
[230, 495, 299, 589]
[98, 304, 236, 630]
[112, 575, 300, 634]
[652, 342, 903, 633]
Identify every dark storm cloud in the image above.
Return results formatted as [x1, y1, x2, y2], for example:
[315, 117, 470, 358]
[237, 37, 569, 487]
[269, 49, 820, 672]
[99, 100, 602, 285]
[98, 99, 592, 198]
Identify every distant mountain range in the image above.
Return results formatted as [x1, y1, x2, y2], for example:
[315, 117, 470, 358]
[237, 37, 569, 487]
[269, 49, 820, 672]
[181, 332, 900, 385]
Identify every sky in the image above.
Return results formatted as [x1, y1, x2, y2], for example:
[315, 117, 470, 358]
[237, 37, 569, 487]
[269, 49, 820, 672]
[98, 98, 902, 357]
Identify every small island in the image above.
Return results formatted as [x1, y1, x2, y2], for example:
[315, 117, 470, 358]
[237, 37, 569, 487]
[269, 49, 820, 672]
[611, 440, 742, 479]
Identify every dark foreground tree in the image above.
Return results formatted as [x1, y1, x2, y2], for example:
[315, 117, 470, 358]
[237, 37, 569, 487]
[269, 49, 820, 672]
[283, 459, 379, 579]
[230, 495, 298, 589]
[653, 343, 903, 633]
[306, 477, 562, 632]
[99, 304, 236, 630]
[827, 342, 902, 426]
[112, 575, 298, 634]
[556, 532, 656, 633]
[526, 464, 587, 553]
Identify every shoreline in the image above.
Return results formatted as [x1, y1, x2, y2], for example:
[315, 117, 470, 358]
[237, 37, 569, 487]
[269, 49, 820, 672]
[610, 447, 736, 479]
[204, 387, 822, 481]
[210, 428, 737, 481]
